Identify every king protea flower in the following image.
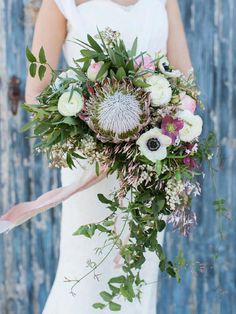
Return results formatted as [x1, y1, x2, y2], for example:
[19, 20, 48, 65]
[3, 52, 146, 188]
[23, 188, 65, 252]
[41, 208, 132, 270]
[85, 78, 151, 143]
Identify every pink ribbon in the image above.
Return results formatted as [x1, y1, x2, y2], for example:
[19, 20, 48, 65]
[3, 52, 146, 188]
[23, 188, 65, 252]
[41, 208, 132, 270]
[0, 166, 108, 234]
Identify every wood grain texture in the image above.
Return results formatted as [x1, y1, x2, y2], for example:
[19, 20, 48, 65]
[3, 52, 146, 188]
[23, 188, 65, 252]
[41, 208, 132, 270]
[0, 1, 61, 314]
[0, 0, 235, 314]
[157, 1, 236, 314]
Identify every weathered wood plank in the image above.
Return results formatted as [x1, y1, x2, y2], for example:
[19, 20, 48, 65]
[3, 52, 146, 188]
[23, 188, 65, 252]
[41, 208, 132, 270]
[157, 1, 236, 313]
[0, 1, 61, 313]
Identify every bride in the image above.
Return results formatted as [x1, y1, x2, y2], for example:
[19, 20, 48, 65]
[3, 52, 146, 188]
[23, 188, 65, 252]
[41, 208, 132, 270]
[25, 0, 192, 313]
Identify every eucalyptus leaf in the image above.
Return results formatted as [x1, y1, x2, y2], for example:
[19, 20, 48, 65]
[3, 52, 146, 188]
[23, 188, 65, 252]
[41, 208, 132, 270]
[20, 119, 36, 132]
[116, 67, 126, 80]
[87, 34, 103, 53]
[96, 62, 111, 80]
[130, 37, 138, 57]
[133, 79, 150, 88]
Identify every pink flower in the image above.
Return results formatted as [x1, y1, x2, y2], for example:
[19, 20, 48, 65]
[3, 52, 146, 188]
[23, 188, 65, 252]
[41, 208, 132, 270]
[87, 61, 107, 82]
[180, 92, 196, 113]
[161, 116, 184, 144]
[183, 157, 198, 169]
[135, 55, 155, 72]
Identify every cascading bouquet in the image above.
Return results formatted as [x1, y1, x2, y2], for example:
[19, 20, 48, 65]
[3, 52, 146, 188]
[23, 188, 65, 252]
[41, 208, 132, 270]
[0, 28, 216, 311]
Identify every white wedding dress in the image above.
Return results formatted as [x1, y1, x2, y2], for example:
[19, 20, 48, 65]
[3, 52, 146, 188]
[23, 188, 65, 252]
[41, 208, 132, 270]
[43, 0, 168, 313]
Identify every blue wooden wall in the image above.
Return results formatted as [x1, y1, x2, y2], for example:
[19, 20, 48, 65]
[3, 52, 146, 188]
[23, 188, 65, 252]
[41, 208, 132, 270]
[0, 1, 61, 313]
[0, 0, 235, 313]
[157, 1, 236, 313]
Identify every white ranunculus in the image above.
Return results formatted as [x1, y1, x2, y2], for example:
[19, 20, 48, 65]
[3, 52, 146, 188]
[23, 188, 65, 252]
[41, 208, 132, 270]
[58, 91, 83, 116]
[54, 69, 78, 90]
[177, 110, 203, 142]
[137, 127, 172, 162]
[145, 74, 172, 107]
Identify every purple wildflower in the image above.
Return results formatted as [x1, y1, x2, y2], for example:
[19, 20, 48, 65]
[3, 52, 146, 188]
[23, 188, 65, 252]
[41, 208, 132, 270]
[161, 116, 184, 144]
[167, 207, 197, 236]
[183, 157, 198, 170]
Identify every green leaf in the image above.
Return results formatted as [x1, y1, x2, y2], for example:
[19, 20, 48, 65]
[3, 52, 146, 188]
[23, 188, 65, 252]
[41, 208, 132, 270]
[88, 224, 96, 238]
[20, 118, 36, 132]
[66, 153, 75, 169]
[130, 37, 138, 57]
[80, 49, 98, 59]
[156, 160, 162, 175]
[126, 59, 135, 73]
[109, 276, 126, 284]
[167, 266, 176, 278]
[73, 225, 96, 238]
[175, 170, 181, 181]
[96, 62, 111, 80]
[39, 46, 47, 64]
[61, 117, 78, 126]
[71, 152, 86, 160]
[152, 196, 165, 218]
[100, 291, 113, 302]
[92, 303, 106, 310]
[109, 302, 121, 311]
[133, 79, 150, 88]
[108, 283, 120, 294]
[116, 67, 126, 80]
[157, 220, 166, 232]
[38, 65, 47, 80]
[87, 34, 103, 53]
[103, 220, 114, 227]
[96, 225, 109, 233]
[26, 47, 37, 63]
[47, 129, 61, 145]
[156, 244, 165, 260]
[159, 259, 166, 272]
[95, 162, 100, 176]
[110, 69, 117, 80]
[97, 194, 112, 205]
[29, 63, 37, 77]
[82, 60, 91, 72]
[34, 123, 51, 135]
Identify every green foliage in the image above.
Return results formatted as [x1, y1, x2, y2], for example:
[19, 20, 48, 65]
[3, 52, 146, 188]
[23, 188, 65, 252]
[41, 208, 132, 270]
[213, 199, 229, 214]
[21, 30, 220, 312]
[26, 46, 48, 80]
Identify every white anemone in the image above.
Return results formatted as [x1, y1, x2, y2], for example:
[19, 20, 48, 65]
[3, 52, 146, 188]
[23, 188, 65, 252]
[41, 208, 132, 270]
[137, 127, 172, 162]
[177, 110, 203, 142]
[58, 91, 83, 117]
[145, 74, 172, 107]
[158, 55, 181, 78]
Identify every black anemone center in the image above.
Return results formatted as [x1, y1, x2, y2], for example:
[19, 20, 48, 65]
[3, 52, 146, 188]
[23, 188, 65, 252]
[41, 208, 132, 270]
[163, 63, 172, 72]
[147, 138, 161, 151]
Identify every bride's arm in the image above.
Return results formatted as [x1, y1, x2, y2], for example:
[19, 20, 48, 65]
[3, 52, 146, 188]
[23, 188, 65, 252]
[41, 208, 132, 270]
[166, 0, 192, 77]
[25, 0, 66, 104]
[25, 0, 108, 185]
